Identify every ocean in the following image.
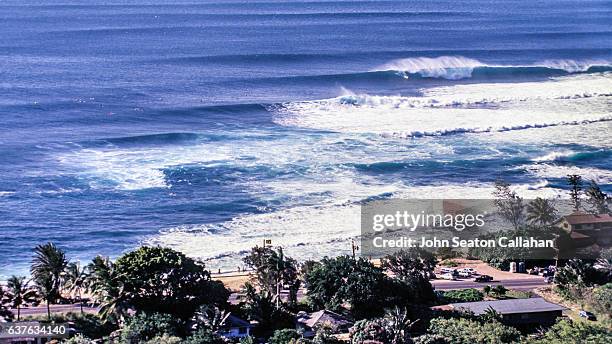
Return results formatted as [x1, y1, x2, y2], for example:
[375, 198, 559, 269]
[0, 0, 611, 278]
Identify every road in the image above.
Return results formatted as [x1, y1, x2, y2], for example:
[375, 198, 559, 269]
[432, 277, 548, 291]
[8, 303, 99, 317]
[11, 278, 548, 314]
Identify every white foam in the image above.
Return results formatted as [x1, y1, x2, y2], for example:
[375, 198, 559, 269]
[148, 181, 567, 269]
[539, 59, 611, 73]
[374, 56, 611, 79]
[273, 73, 612, 138]
[532, 150, 577, 162]
[521, 164, 612, 185]
[375, 56, 485, 80]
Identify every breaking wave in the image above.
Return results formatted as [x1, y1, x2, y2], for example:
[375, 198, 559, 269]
[374, 56, 611, 80]
[273, 72, 612, 138]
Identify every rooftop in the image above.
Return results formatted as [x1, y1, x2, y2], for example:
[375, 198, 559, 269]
[450, 298, 567, 315]
[297, 310, 353, 329]
[563, 212, 612, 225]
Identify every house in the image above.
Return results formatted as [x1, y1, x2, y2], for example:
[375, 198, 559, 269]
[558, 212, 612, 252]
[437, 298, 566, 327]
[296, 310, 353, 338]
[217, 314, 253, 340]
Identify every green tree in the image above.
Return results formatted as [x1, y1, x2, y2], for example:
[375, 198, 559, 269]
[384, 306, 418, 344]
[86, 255, 131, 324]
[492, 285, 507, 298]
[242, 282, 294, 337]
[313, 323, 342, 344]
[193, 305, 229, 332]
[243, 246, 301, 307]
[34, 273, 57, 320]
[0, 284, 15, 321]
[64, 261, 89, 314]
[493, 180, 524, 230]
[31, 242, 68, 319]
[269, 328, 302, 344]
[554, 259, 599, 298]
[349, 318, 391, 344]
[305, 256, 420, 319]
[5, 276, 39, 320]
[594, 248, 612, 282]
[585, 180, 610, 214]
[567, 174, 583, 212]
[526, 198, 558, 227]
[112, 246, 230, 319]
[482, 285, 491, 296]
[381, 248, 437, 279]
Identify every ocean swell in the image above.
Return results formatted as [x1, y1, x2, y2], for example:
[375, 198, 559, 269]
[374, 56, 611, 80]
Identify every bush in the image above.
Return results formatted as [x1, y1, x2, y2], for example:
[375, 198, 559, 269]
[349, 318, 391, 344]
[62, 334, 95, 344]
[428, 317, 521, 344]
[533, 319, 612, 343]
[269, 329, 301, 344]
[23, 312, 115, 340]
[121, 312, 181, 343]
[588, 283, 612, 318]
[439, 289, 484, 303]
[182, 328, 226, 344]
[143, 334, 182, 344]
[413, 334, 448, 344]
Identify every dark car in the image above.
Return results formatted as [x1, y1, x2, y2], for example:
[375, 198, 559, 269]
[473, 275, 493, 282]
[579, 311, 597, 320]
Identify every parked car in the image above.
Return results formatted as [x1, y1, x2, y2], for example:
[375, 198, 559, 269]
[473, 275, 493, 282]
[440, 273, 458, 280]
[458, 268, 477, 274]
[458, 271, 472, 278]
[579, 311, 596, 320]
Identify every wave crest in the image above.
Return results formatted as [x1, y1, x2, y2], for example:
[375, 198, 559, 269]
[374, 56, 611, 80]
[376, 56, 485, 80]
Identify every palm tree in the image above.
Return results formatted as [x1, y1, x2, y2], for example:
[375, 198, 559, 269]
[31, 242, 68, 320]
[384, 306, 418, 344]
[6, 276, 39, 321]
[34, 273, 55, 320]
[567, 174, 583, 211]
[0, 284, 14, 321]
[86, 256, 131, 324]
[526, 198, 558, 227]
[63, 262, 88, 313]
[483, 285, 492, 296]
[194, 305, 230, 332]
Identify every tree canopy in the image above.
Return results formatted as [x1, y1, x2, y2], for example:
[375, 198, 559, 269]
[112, 246, 230, 319]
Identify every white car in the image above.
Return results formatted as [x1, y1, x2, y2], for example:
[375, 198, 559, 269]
[440, 273, 457, 280]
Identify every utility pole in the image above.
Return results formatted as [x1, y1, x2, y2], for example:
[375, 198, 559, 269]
[351, 239, 359, 260]
[276, 247, 283, 309]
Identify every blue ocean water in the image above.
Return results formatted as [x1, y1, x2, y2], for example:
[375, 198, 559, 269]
[1, 0, 611, 278]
